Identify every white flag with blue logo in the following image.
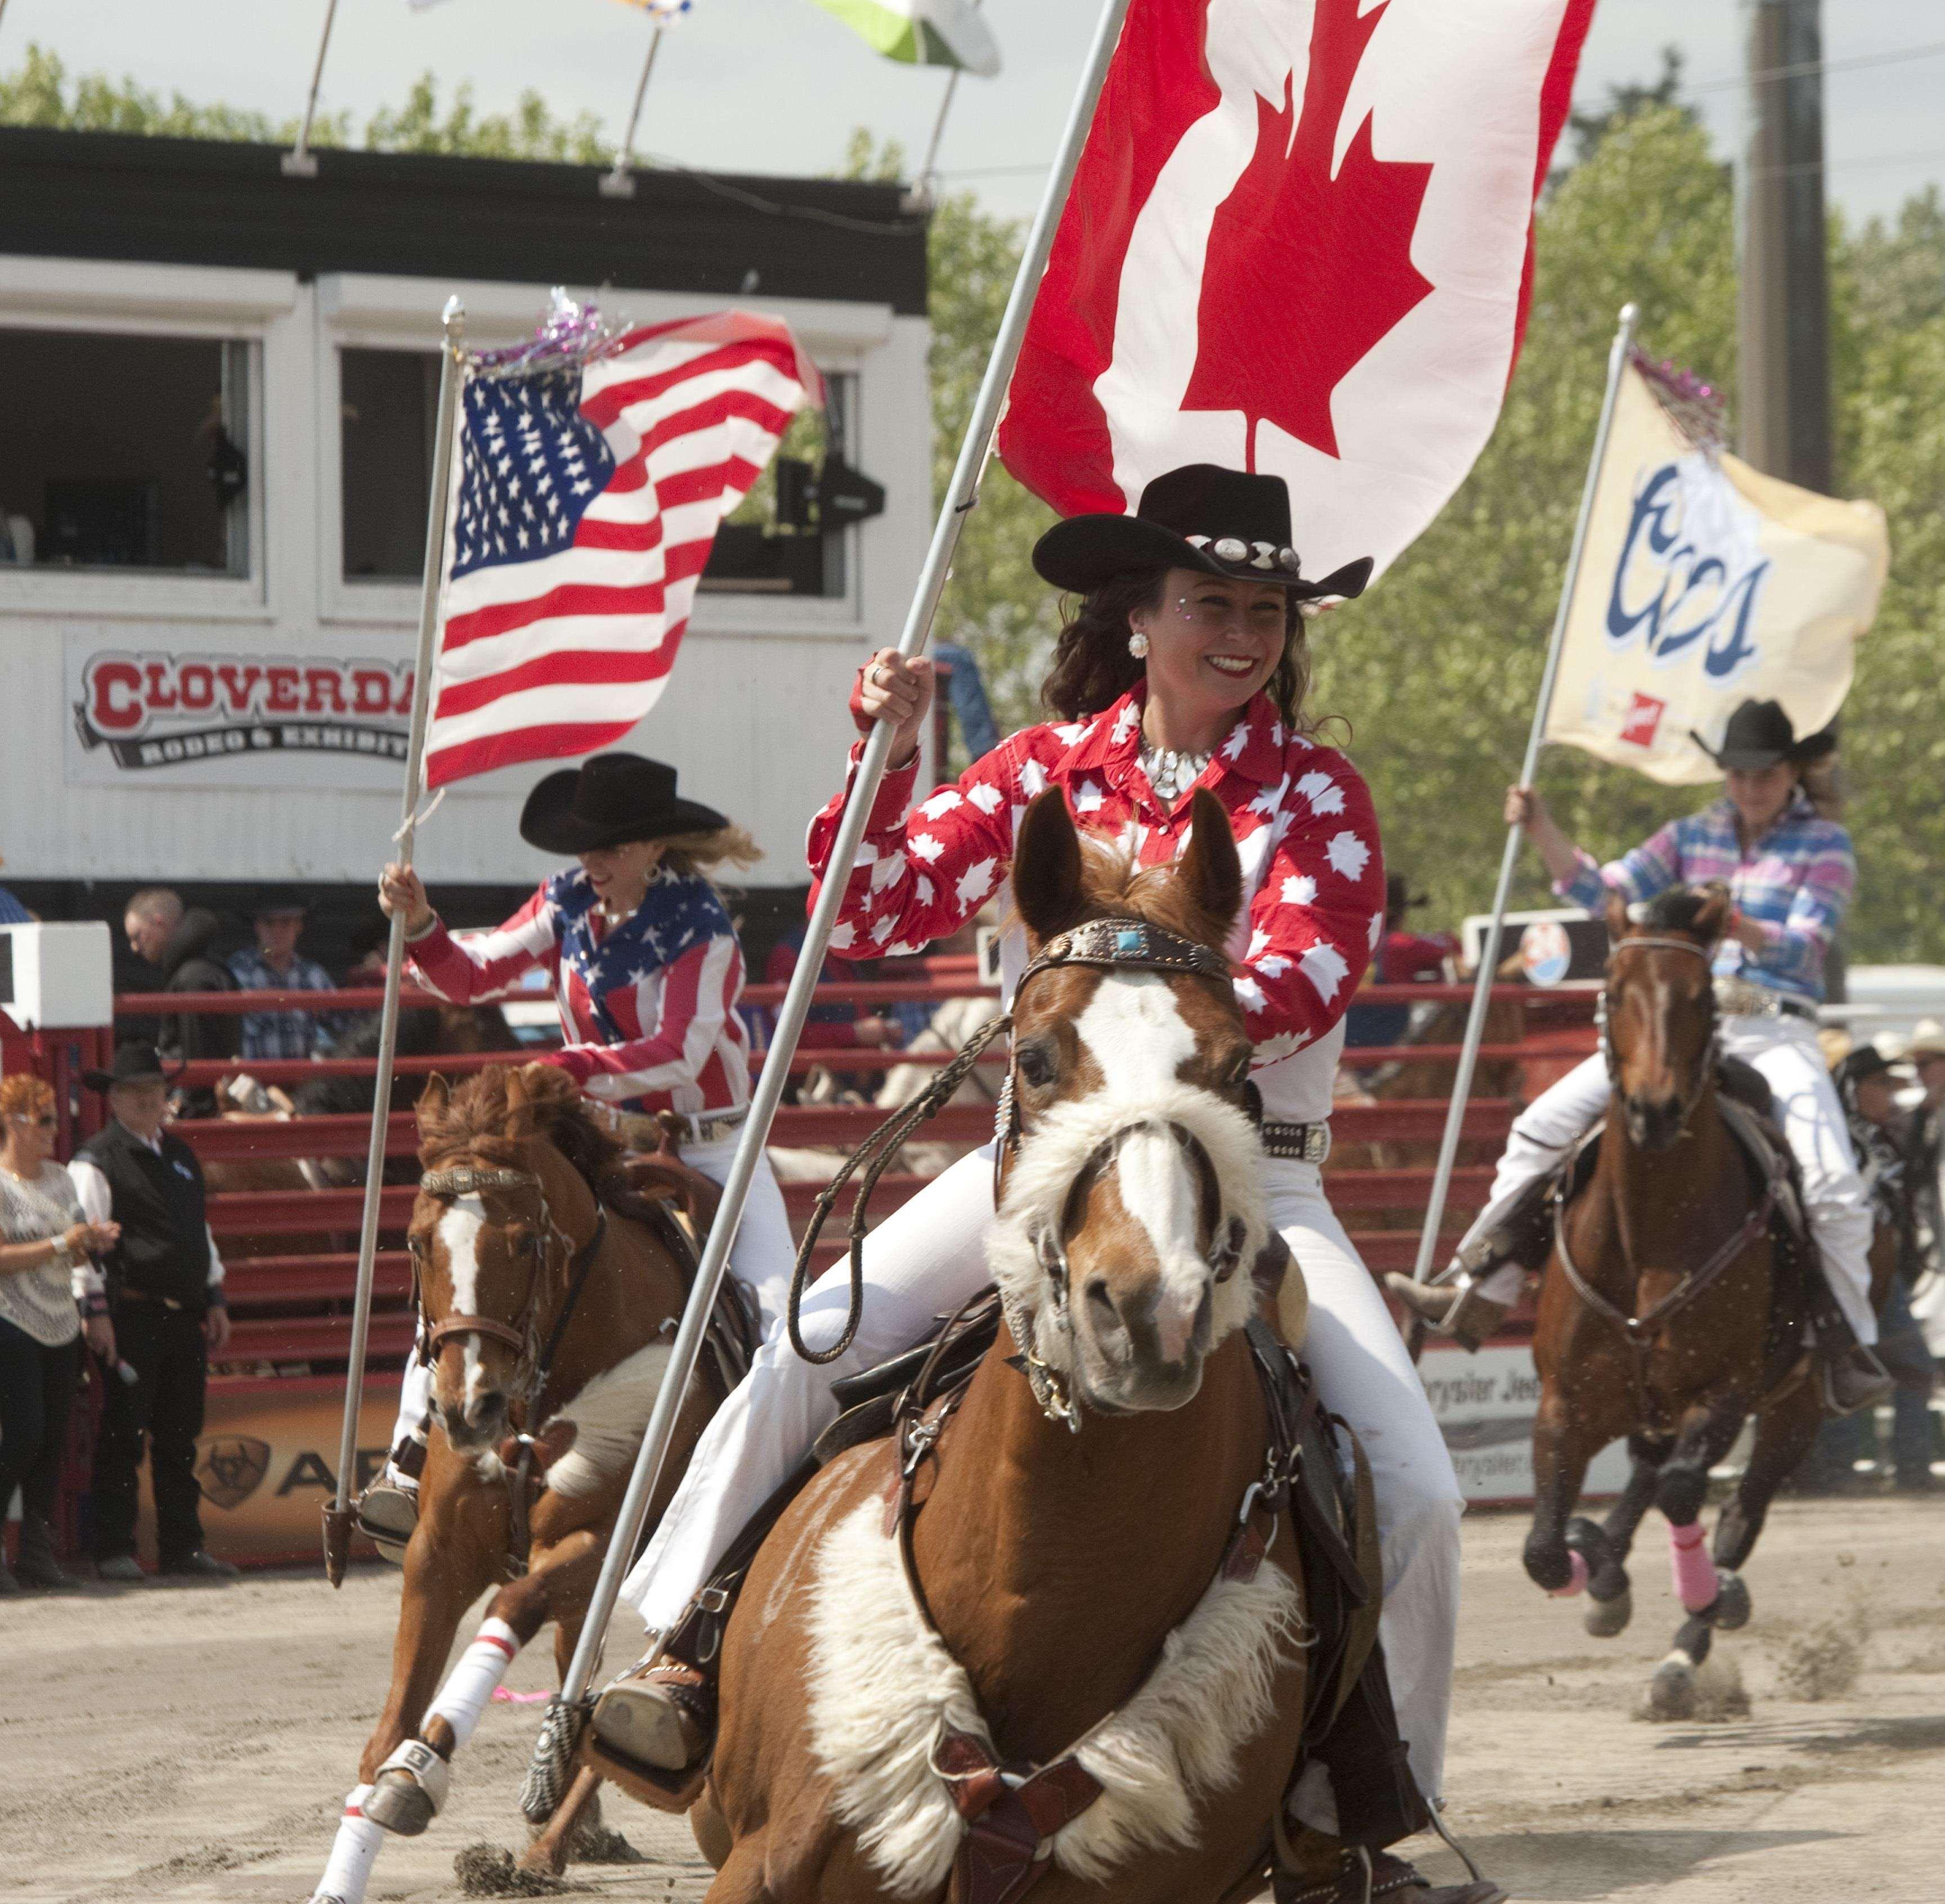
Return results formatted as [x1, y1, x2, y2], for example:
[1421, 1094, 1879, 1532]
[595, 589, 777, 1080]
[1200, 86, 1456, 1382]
[1540, 356, 1888, 785]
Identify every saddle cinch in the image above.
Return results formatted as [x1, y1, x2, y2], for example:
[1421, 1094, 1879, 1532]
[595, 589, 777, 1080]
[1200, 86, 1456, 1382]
[589, 1284, 1431, 1888]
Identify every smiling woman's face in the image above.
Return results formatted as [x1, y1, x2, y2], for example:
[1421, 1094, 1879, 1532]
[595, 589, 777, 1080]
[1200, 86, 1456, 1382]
[1130, 567, 1292, 729]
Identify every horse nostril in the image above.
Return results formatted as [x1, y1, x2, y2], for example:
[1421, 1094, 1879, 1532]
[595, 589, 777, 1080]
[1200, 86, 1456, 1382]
[1084, 1279, 1119, 1332]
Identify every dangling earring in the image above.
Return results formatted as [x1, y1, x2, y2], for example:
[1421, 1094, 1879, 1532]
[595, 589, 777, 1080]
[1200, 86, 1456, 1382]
[1128, 630, 1150, 659]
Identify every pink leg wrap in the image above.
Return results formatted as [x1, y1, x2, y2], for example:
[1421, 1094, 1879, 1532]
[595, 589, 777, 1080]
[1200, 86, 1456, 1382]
[1669, 1520, 1718, 1612]
[1548, 1549, 1589, 1597]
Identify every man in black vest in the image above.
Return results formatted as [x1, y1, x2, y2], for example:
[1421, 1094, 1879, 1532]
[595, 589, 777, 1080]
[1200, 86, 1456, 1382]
[70, 1044, 237, 1582]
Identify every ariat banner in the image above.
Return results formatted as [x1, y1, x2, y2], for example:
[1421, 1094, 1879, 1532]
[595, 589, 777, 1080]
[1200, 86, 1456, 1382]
[1540, 360, 1889, 785]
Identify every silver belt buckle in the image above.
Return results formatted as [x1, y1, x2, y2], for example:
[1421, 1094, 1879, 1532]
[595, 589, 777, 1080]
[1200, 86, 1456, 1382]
[1263, 1121, 1331, 1165]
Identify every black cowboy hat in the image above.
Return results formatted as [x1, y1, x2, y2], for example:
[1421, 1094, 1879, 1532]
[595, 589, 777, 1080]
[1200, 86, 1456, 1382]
[82, 1042, 171, 1092]
[1692, 699, 1838, 772]
[518, 753, 728, 856]
[1031, 464, 1375, 602]
[252, 891, 308, 919]
[1834, 1044, 1896, 1090]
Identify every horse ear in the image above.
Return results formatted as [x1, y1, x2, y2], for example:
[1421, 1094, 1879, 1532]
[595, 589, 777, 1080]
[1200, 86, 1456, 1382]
[415, 1072, 450, 1134]
[1692, 881, 1734, 945]
[1180, 789, 1243, 941]
[1012, 788, 1085, 942]
[1604, 892, 1632, 945]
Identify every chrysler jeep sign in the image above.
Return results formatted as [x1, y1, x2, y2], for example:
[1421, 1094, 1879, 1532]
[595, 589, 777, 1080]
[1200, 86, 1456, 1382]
[65, 641, 414, 788]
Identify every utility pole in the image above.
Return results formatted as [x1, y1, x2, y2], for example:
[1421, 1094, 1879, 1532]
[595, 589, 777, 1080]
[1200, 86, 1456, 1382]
[1739, 0, 1831, 492]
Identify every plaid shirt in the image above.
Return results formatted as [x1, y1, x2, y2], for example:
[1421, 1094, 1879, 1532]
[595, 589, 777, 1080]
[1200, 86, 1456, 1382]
[227, 946, 342, 1060]
[1558, 792, 1854, 1003]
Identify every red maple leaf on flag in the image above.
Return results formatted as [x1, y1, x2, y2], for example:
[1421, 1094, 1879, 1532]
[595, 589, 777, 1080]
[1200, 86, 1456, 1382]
[1181, 0, 1435, 465]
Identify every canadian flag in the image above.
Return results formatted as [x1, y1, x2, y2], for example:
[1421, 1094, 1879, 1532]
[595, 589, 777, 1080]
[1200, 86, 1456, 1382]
[999, 0, 1594, 582]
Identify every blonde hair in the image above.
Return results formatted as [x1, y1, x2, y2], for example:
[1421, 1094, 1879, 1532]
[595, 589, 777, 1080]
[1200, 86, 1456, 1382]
[0, 1074, 55, 1121]
[657, 823, 763, 880]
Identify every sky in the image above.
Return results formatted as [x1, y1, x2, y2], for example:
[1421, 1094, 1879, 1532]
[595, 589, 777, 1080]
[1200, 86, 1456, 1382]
[3, 0, 1942, 231]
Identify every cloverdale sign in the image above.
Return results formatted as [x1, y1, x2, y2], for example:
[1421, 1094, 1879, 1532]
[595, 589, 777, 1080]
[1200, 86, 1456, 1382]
[65, 641, 414, 788]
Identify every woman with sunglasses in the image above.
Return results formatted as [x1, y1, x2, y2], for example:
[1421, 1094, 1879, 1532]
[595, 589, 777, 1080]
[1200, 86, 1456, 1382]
[0, 1074, 119, 1593]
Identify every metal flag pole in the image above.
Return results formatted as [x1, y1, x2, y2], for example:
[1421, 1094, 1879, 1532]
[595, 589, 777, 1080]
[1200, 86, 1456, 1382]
[1403, 301, 1639, 1360]
[282, 0, 341, 179]
[322, 297, 467, 1582]
[555, 0, 1133, 1712]
[600, 26, 665, 200]
[916, 0, 984, 201]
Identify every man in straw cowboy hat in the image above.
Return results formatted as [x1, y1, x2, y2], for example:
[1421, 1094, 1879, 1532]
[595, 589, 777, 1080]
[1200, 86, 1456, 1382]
[1390, 697, 1894, 1417]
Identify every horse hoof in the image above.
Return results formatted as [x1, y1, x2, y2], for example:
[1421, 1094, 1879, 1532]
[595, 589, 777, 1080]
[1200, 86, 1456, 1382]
[1712, 1571, 1751, 1631]
[1648, 1655, 1697, 1721]
[1585, 1587, 1633, 1638]
[363, 1775, 436, 1838]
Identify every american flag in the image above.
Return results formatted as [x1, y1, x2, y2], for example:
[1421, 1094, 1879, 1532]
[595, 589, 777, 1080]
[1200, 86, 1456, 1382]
[422, 310, 821, 788]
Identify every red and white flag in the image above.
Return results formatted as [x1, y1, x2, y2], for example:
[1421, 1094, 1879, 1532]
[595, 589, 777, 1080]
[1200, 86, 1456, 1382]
[998, 0, 1594, 581]
[423, 310, 820, 788]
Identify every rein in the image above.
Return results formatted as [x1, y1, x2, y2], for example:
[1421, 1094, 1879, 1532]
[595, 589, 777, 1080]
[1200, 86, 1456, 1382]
[784, 917, 1248, 1433]
[415, 1159, 609, 1571]
[1568, 931, 1774, 1421]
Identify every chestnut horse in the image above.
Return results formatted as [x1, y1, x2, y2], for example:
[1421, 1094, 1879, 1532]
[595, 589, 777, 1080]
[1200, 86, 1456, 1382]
[1522, 888, 1825, 1719]
[321, 1063, 729, 1893]
[692, 791, 1312, 1903]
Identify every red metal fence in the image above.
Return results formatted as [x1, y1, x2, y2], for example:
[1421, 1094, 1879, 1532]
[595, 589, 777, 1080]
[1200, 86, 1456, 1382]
[25, 967, 1598, 1384]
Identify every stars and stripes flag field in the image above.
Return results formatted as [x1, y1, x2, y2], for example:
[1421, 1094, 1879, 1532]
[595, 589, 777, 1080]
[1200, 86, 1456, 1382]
[422, 310, 821, 789]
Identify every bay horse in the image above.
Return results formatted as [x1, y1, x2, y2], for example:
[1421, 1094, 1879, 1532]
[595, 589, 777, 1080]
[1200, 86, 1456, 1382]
[312, 1062, 733, 1901]
[688, 791, 1317, 1903]
[1522, 887, 1825, 1718]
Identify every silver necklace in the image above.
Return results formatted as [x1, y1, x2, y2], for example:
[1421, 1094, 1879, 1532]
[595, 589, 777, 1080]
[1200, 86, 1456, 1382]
[1139, 741, 1213, 802]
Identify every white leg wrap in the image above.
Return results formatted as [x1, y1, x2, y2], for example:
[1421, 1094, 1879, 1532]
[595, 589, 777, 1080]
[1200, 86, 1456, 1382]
[423, 1616, 520, 1751]
[311, 1785, 386, 1904]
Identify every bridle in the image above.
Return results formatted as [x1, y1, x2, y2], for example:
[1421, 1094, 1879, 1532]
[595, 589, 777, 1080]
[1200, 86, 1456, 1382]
[1596, 935, 1720, 1135]
[414, 1162, 608, 1421]
[786, 915, 1257, 1434]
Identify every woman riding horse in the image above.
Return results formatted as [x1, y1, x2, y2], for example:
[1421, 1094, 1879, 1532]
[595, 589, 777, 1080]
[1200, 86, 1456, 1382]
[357, 754, 795, 1550]
[594, 466, 1484, 1904]
[1390, 699, 1893, 1414]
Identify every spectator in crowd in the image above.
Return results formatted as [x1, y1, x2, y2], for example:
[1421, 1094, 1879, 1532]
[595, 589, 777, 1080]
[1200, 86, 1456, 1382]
[1907, 1022, 1945, 1277]
[123, 887, 239, 1115]
[753, 922, 900, 1103]
[931, 642, 1001, 762]
[69, 1043, 236, 1582]
[0, 1074, 118, 1593]
[228, 895, 339, 1062]
[1798, 1046, 1938, 1493]
[1343, 873, 1458, 1052]
[0, 853, 33, 926]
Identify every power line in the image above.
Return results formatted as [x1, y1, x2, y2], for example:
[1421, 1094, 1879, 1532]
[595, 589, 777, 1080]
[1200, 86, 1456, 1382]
[1686, 36, 1945, 96]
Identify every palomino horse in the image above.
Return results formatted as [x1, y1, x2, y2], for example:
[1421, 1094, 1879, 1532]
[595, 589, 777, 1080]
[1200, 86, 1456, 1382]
[691, 791, 1316, 1903]
[1523, 887, 1826, 1718]
[339, 1064, 731, 1876]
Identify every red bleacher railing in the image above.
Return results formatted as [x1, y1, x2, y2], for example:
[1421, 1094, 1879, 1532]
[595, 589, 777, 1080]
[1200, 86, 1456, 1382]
[70, 966, 1597, 1376]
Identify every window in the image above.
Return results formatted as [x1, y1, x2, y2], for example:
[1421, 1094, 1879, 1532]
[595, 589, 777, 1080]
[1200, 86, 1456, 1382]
[340, 347, 442, 583]
[337, 352, 859, 599]
[0, 329, 250, 575]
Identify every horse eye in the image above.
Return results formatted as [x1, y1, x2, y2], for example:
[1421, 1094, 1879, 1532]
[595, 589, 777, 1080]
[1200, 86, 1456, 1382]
[1016, 1040, 1057, 1089]
[1223, 1051, 1252, 1089]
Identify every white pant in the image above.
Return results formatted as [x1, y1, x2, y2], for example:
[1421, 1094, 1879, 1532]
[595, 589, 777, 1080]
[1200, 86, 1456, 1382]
[383, 1134, 797, 1474]
[1460, 1015, 1877, 1343]
[621, 1143, 1464, 1808]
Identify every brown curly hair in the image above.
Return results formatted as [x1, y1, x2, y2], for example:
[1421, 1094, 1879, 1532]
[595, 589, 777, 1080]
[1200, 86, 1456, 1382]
[1041, 566, 1328, 736]
[0, 1074, 55, 1121]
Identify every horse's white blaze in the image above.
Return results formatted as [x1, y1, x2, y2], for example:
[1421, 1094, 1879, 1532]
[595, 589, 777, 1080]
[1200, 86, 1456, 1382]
[436, 1197, 491, 1413]
[1110, 1122, 1208, 1360]
[1073, 972, 1196, 1095]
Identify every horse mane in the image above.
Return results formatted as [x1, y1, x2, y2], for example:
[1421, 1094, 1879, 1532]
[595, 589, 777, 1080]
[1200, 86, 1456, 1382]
[1068, 832, 1235, 951]
[418, 1062, 622, 1192]
[1638, 882, 1728, 938]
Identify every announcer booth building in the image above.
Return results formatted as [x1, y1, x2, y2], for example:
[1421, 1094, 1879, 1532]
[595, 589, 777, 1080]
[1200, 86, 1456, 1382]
[0, 127, 931, 954]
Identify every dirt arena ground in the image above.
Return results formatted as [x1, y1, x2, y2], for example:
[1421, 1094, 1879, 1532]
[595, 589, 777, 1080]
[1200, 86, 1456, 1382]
[5, 1495, 1942, 1904]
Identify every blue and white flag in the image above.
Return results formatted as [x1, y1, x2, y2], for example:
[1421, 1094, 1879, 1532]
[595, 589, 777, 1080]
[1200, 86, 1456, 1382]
[1540, 354, 1888, 785]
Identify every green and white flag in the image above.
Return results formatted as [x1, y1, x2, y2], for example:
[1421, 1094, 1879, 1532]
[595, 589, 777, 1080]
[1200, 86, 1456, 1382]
[809, 0, 1000, 77]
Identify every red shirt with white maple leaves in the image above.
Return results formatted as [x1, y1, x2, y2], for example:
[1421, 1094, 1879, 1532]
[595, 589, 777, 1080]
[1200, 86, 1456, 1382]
[806, 684, 1386, 1125]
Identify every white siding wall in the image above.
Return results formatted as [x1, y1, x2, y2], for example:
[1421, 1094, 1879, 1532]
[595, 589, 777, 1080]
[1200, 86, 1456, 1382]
[0, 256, 933, 888]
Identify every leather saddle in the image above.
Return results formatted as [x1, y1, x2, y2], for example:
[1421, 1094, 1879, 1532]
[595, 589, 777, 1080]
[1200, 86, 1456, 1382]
[595, 1149, 760, 1391]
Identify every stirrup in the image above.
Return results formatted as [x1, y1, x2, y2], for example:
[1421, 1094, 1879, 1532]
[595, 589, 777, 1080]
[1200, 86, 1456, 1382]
[365, 1737, 449, 1836]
